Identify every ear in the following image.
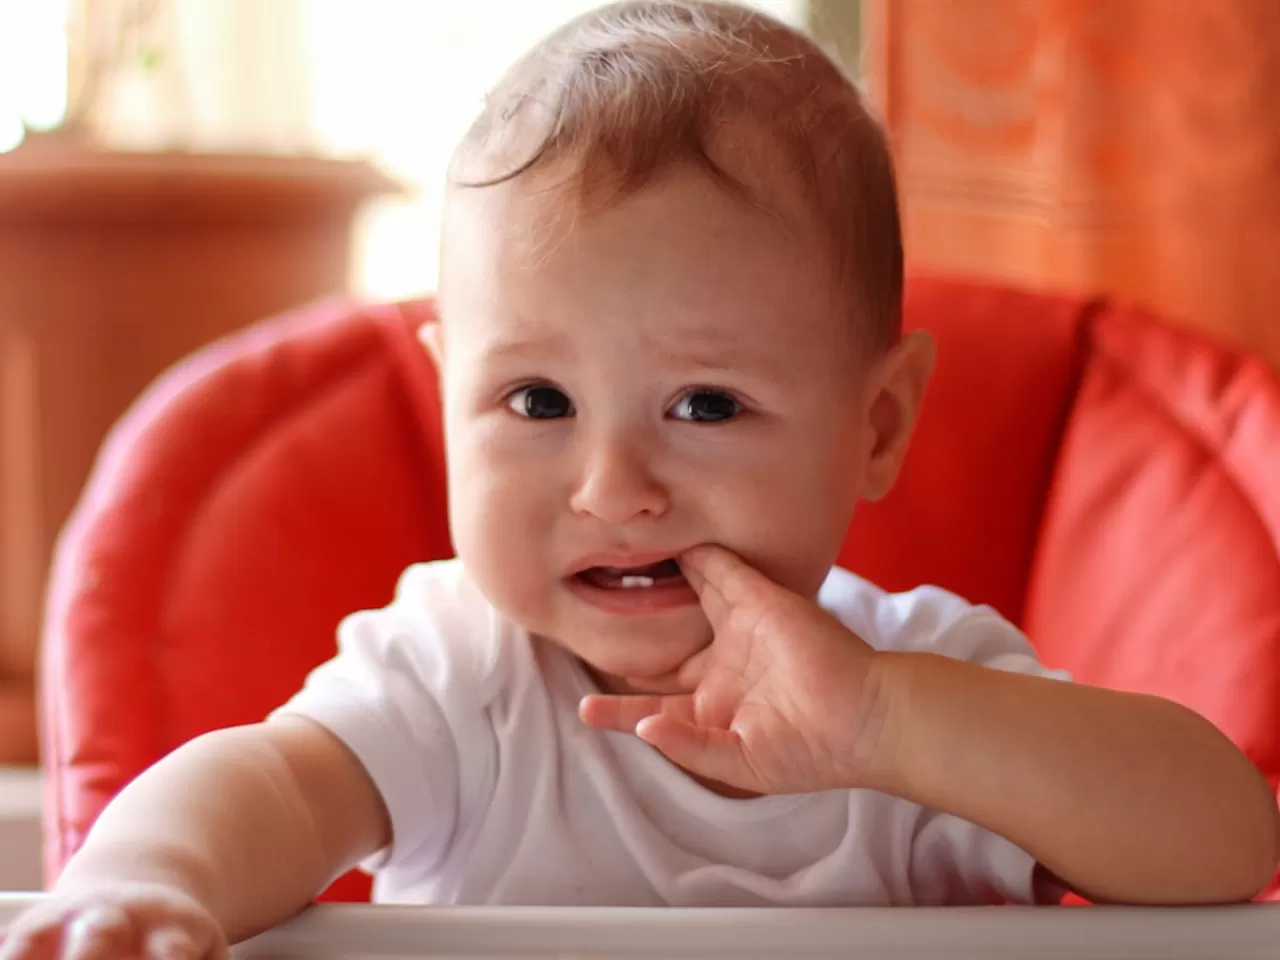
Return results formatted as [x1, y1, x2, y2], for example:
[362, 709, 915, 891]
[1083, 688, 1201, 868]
[417, 320, 444, 371]
[860, 330, 936, 501]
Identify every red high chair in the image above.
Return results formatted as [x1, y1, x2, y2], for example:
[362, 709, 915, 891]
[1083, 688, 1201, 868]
[40, 277, 1280, 901]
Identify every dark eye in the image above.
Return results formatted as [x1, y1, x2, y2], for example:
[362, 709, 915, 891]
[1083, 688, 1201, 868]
[670, 389, 740, 423]
[508, 385, 574, 419]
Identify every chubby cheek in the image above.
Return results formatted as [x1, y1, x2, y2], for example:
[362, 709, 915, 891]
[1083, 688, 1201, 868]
[445, 435, 561, 626]
[700, 436, 860, 599]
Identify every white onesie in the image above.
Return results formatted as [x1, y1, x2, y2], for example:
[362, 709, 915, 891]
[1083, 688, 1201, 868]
[276, 559, 1068, 906]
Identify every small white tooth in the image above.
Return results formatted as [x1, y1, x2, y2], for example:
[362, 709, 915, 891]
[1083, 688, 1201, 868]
[620, 575, 656, 589]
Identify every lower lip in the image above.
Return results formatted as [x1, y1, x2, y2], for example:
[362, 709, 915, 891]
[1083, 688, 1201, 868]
[566, 574, 699, 614]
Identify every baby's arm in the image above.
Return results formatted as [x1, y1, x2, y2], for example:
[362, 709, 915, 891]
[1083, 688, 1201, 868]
[1, 716, 388, 959]
[868, 652, 1280, 904]
[584, 545, 1279, 904]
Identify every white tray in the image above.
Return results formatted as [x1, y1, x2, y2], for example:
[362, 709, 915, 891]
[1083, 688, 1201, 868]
[3, 894, 1279, 959]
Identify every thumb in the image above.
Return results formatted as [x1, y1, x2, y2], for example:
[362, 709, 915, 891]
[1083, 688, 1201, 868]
[679, 544, 780, 631]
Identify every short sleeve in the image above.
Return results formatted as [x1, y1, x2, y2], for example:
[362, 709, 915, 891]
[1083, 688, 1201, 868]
[907, 607, 1071, 904]
[931, 605, 1072, 683]
[271, 561, 497, 874]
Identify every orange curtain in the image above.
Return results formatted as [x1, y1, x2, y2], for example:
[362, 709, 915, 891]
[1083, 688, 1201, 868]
[866, 0, 1280, 369]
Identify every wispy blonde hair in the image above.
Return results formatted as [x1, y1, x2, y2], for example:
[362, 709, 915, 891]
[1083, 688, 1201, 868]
[451, 0, 902, 349]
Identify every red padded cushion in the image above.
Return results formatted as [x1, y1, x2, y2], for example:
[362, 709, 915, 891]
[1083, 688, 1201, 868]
[841, 276, 1091, 626]
[1025, 304, 1280, 899]
[42, 299, 451, 899]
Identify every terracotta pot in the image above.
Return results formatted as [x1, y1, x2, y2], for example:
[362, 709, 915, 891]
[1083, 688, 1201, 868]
[0, 143, 396, 763]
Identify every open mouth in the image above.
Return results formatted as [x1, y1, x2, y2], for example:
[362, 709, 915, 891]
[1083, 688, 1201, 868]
[575, 558, 685, 590]
[566, 555, 698, 614]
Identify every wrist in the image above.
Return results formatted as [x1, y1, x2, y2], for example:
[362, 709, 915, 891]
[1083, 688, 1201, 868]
[843, 651, 932, 798]
[56, 837, 221, 907]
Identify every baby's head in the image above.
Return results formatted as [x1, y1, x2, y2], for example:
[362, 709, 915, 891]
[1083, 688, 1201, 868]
[423, 0, 934, 691]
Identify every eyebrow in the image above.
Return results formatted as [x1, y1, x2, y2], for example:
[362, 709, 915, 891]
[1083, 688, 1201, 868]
[478, 327, 772, 374]
[662, 335, 773, 375]
[478, 330, 575, 363]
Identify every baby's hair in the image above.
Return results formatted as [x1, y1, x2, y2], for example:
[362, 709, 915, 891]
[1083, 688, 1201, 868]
[451, 0, 902, 351]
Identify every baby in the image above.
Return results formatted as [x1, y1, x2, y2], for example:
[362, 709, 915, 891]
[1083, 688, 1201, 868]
[5, 2, 1278, 958]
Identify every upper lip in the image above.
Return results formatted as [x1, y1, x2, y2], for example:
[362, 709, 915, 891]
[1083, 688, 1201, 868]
[567, 550, 685, 577]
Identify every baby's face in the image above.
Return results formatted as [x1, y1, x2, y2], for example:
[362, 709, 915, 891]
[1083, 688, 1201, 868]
[433, 167, 891, 692]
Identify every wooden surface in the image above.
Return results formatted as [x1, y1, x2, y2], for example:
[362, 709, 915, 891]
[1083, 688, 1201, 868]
[0, 145, 395, 763]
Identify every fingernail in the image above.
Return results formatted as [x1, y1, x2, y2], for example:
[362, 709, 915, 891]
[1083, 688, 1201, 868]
[148, 937, 186, 960]
[68, 908, 117, 935]
[65, 908, 119, 954]
[148, 927, 196, 960]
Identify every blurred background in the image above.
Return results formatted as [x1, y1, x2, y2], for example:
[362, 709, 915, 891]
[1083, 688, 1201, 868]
[0, 0, 816, 297]
[2, 0, 1279, 889]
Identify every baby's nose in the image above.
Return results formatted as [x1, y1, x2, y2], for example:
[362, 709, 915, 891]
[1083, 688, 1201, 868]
[570, 437, 670, 523]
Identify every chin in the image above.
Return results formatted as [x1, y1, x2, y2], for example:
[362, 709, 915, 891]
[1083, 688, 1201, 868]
[567, 624, 710, 686]
[521, 584, 713, 680]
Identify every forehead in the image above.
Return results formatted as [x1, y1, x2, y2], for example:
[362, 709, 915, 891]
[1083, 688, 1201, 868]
[438, 165, 850, 358]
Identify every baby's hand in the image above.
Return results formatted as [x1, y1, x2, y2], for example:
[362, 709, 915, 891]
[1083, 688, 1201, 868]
[0, 884, 226, 960]
[580, 544, 887, 795]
